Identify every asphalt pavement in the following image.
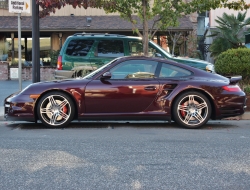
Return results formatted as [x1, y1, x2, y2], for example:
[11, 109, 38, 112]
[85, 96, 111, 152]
[0, 79, 249, 121]
[1, 119, 250, 189]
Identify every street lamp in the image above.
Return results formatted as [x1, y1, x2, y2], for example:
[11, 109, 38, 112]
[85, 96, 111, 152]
[11, 33, 14, 65]
[58, 32, 63, 49]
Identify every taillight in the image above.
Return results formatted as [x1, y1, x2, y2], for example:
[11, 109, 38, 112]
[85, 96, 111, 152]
[222, 85, 241, 92]
[57, 55, 62, 70]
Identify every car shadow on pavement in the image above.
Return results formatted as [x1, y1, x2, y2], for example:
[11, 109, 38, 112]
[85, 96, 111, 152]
[2, 120, 240, 130]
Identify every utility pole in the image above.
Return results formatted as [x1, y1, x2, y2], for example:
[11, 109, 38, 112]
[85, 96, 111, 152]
[32, 0, 40, 83]
[18, 13, 22, 90]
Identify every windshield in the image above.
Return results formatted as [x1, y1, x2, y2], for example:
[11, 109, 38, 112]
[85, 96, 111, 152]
[149, 41, 173, 58]
[83, 58, 118, 79]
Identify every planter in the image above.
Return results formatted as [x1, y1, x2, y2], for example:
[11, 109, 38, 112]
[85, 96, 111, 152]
[0, 54, 8, 61]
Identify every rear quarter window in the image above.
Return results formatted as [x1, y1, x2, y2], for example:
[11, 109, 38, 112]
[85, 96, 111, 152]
[65, 39, 94, 56]
[159, 63, 192, 78]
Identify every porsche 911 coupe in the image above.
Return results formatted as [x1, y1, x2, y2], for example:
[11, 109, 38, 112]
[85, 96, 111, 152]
[4, 56, 247, 129]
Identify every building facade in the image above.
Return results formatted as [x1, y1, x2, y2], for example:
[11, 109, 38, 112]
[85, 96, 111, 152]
[197, 1, 250, 63]
[0, 0, 195, 66]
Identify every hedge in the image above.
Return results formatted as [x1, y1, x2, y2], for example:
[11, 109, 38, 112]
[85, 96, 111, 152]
[215, 48, 250, 81]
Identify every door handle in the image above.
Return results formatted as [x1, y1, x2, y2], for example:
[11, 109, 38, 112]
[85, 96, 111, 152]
[144, 86, 157, 91]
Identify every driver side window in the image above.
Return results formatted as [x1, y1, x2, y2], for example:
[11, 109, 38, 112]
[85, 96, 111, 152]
[109, 60, 158, 79]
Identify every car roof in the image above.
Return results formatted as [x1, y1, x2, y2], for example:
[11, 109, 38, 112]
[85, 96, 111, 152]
[116, 55, 181, 65]
[69, 33, 142, 40]
[116, 55, 210, 73]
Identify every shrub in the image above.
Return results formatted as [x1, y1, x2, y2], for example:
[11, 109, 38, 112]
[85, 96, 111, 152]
[215, 48, 250, 84]
[49, 50, 60, 67]
[244, 85, 250, 95]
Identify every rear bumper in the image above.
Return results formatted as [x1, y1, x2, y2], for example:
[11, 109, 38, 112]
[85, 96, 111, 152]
[216, 95, 247, 119]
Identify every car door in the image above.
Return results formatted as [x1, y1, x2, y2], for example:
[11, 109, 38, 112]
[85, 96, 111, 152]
[84, 59, 160, 113]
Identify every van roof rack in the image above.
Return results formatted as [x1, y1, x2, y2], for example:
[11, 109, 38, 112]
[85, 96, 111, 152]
[73, 33, 126, 37]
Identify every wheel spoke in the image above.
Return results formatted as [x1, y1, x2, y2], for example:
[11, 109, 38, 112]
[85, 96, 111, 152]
[48, 95, 58, 106]
[40, 107, 52, 114]
[196, 102, 207, 111]
[178, 104, 188, 112]
[183, 113, 192, 124]
[49, 113, 58, 125]
[188, 95, 194, 104]
[59, 110, 69, 120]
[59, 99, 68, 109]
[193, 112, 204, 123]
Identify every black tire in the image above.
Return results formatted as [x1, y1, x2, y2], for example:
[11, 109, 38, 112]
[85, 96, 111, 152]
[37, 91, 75, 128]
[172, 91, 211, 129]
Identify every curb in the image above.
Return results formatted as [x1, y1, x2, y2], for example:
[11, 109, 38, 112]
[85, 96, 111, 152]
[238, 111, 250, 120]
[223, 112, 250, 120]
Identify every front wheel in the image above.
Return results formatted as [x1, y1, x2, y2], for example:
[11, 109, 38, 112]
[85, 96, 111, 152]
[172, 91, 211, 129]
[37, 92, 75, 128]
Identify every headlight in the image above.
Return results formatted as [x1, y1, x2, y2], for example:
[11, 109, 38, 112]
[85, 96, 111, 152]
[206, 65, 214, 72]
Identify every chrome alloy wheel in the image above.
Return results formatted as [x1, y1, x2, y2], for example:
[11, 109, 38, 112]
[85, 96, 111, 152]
[38, 93, 74, 128]
[174, 92, 211, 128]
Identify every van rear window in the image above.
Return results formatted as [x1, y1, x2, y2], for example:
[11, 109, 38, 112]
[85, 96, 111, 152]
[66, 39, 94, 56]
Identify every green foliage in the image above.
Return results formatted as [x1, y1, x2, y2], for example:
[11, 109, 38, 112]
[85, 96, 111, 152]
[186, 33, 203, 59]
[38, 0, 250, 34]
[215, 48, 250, 83]
[38, 0, 250, 55]
[209, 11, 250, 58]
[244, 84, 250, 95]
[209, 37, 233, 59]
[49, 50, 60, 67]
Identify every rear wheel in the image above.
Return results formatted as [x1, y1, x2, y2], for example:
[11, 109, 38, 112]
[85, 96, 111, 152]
[173, 91, 211, 129]
[37, 92, 75, 128]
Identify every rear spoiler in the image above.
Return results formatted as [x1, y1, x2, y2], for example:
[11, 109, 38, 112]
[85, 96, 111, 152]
[226, 76, 242, 85]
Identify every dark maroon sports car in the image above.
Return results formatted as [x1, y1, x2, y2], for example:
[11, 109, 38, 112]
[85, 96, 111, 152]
[4, 56, 247, 129]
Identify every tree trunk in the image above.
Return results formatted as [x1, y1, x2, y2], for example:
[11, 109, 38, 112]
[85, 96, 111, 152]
[142, 0, 149, 56]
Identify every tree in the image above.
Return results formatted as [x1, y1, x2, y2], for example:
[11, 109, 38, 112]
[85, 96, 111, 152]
[38, 0, 250, 56]
[209, 11, 250, 59]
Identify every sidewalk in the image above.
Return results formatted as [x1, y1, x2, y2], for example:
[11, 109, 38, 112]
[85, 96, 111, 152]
[0, 80, 33, 121]
[0, 80, 249, 121]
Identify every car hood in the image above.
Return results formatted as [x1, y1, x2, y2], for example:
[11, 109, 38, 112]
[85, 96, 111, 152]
[20, 78, 90, 95]
[174, 56, 213, 65]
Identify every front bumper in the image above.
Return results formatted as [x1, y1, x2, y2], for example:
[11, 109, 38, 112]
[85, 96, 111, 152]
[4, 93, 36, 122]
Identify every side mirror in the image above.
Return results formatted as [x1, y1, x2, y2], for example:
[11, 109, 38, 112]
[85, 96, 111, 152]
[155, 53, 163, 58]
[101, 72, 112, 80]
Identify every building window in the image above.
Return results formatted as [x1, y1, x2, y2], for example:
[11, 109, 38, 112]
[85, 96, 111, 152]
[0, 0, 8, 9]
[5, 37, 51, 66]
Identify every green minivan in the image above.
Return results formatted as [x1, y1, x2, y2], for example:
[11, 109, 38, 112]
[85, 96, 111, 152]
[55, 33, 214, 79]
